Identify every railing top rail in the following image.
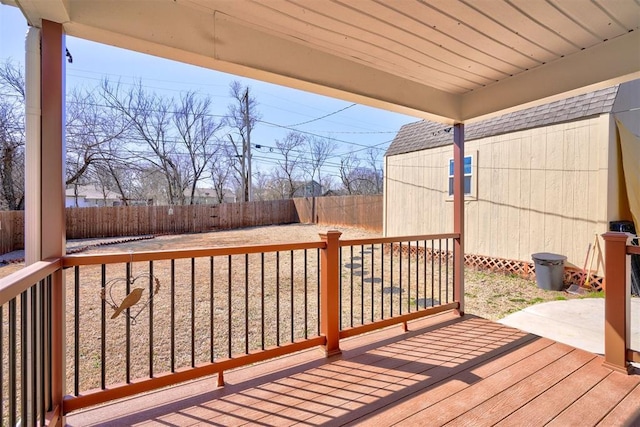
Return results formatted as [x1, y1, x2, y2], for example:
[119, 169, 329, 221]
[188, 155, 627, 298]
[628, 245, 640, 255]
[0, 258, 62, 305]
[63, 240, 326, 266]
[339, 233, 460, 247]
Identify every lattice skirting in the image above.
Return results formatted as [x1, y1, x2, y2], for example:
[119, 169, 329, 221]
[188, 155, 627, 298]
[385, 243, 603, 291]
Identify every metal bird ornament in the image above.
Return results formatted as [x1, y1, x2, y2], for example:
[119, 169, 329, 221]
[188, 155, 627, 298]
[111, 287, 144, 319]
[101, 273, 161, 324]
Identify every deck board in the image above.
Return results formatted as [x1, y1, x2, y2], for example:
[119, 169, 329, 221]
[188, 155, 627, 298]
[66, 312, 640, 427]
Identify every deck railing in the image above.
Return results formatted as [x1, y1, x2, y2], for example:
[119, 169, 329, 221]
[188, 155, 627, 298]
[602, 232, 639, 374]
[0, 231, 461, 423]
[0, 259, 62, 426]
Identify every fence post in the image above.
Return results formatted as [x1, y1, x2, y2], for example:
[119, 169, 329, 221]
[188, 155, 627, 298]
[319, 230, 342, 356]
[602, 232, 632, 374]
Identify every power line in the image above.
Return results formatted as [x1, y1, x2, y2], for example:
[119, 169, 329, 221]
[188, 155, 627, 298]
[287, 103, 356, 127]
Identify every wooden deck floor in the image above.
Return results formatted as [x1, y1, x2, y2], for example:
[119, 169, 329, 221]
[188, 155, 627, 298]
[67, 312, 640, 426]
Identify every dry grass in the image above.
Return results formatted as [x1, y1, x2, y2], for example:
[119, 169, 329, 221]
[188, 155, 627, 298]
[0, 223, 584, 408]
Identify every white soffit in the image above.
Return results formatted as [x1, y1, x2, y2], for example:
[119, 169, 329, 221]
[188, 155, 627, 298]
[7, 0, 640, 123]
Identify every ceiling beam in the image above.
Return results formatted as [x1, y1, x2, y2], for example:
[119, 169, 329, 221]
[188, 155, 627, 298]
[461, 31, 640, 122]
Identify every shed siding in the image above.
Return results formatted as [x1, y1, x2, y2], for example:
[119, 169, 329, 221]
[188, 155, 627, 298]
[384, 115, 611, 273]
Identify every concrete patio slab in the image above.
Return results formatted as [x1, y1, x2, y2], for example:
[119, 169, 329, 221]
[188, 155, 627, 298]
[499, 298, 640, 355]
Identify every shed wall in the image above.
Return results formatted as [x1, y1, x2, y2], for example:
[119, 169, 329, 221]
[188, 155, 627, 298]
[384, 115, 612, 273]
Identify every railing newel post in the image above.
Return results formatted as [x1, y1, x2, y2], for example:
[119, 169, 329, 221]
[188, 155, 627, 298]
[602, 232, 633, 374]
[319, 230, 342, 356]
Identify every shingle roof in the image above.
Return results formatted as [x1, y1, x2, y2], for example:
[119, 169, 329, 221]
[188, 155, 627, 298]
[385, 84, 621, 157]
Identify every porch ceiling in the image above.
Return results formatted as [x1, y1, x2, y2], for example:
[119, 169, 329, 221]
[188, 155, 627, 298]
[6, 0, 640, 123]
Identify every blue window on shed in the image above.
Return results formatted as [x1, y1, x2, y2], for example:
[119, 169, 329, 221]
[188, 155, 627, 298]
[448, 156, 472, 196]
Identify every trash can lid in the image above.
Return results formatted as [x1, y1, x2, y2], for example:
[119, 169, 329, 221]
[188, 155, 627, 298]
[532, 252, 567, 261]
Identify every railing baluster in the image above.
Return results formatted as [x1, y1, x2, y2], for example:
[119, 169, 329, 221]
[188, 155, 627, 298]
[416, 240, 419, 311]
[317, 248, 320, 336]
[245, 254, 250, 354]
[126, 262, 131, 383]
[399, 242, 403, 315]
[31, 283, 38, 424]
[371, 244, 374, 322]
[74, 266, 80, 395]
[228, 255, 232, 358]
[21, 291, 27, 425]
[101, 264, 106, 389]
[431, 239, 435, 307]
[424, 240, 427, 308]
[46, 276, 52, 411]
[407, 241, 411, 313]
[360, 245, 364, 325]
[37, 279, 45, 426]
[191, 258, 196, 368]
[9, 298, 16, 426]
[261, 253, 265, 351]
[446, 239, 450, 303]
[39, 280, 45, 426]
[452, 240, 456, 304]
[210, 257, 215, 362]
[381, 244, 385, 319]
[350, 246, 354, 327]
[390, 244, 394, 317]
[170, 260, 175, 373]
[304, 250, 308, 339]
[149, 261, 154, 377]
[339, 247, 343, 330]
[290, 250, 294, 343]
[438, 239, 443, 304]
[276, 252, 280, 347]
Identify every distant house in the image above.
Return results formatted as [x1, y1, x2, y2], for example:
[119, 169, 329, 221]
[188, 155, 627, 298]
[65, 185, 123, 208]
[293, 180, 322, 198]
[384, 80, 640, 277]
[187, 188, 237, 205]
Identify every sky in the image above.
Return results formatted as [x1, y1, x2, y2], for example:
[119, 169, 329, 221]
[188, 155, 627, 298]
[0, 4, 418, 184]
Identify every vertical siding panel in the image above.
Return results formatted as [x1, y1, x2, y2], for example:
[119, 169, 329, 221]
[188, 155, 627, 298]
[507, 137, 521, 260]
[519, 134, 532, 263]
[545, 125, 564, 254]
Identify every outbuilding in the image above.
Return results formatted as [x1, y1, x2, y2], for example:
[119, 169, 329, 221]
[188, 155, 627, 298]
[384, 80, 640, 284]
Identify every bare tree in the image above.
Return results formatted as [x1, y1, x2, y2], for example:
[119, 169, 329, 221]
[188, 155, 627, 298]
[307, 135, 336, 194]
[101, 79, 187, 205]
[224, 81, 260, 202]
[0, 60, 25, 210]
[174, 91, 223, 204]
[365, 148, 383, 193]
[66, 86, 130, 188]
[273, 131, 306, 198]
[339, 152, 360, 195]
[210, 147, 232, 203]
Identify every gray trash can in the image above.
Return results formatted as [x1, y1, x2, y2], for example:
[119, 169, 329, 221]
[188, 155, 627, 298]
[532, 253, 567, 291]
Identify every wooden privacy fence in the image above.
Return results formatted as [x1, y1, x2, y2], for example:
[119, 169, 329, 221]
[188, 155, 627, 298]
[65, 200, 299, 239]
[294, 194, 382, 232]
[0, 194, 383, 254]
[0, 210, 24, 255]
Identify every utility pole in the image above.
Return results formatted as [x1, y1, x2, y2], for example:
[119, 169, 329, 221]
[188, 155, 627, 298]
[244, 88, 253, 202]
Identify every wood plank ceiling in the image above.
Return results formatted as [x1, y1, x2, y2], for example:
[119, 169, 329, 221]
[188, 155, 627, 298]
[7, 0, 640, 122]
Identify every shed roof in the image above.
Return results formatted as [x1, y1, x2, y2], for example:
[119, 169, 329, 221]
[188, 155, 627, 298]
[386, 84, 620, 157]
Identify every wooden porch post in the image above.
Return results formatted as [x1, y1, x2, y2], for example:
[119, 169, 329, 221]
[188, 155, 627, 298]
[319, 231, 342, 356]
[453, 123, 465, 316]
[41, 19, 67, 424]
[602, 232, 632, 374]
